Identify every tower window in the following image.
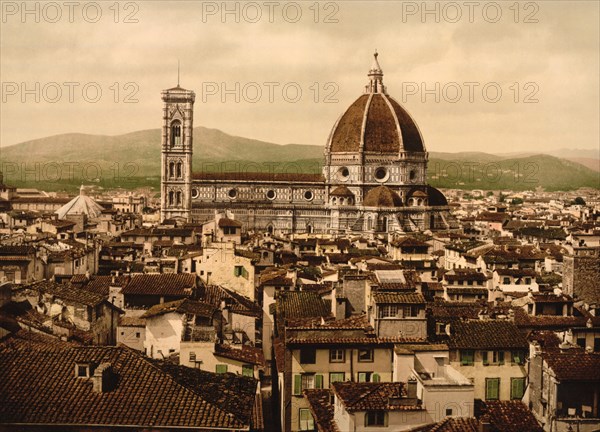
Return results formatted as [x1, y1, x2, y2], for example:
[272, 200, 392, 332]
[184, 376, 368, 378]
[169, 162, 175, 178]
[170, 121, 182, 147]
[176, 162, 182, 178]
[168, 191, 174, 206]
[176, 191, 182, 206]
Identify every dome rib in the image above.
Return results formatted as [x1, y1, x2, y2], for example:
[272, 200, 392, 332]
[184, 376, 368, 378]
[330, 95, 369, 153]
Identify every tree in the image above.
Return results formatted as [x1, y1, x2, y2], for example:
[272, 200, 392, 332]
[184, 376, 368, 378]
[511, 198, 524, 205]
[573, 196, 586, 205]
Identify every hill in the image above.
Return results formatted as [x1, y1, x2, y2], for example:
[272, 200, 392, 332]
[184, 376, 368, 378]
[1, 129, 597, 192]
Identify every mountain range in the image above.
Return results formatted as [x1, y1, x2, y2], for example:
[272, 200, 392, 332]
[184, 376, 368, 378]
[1, 127, 598, 192]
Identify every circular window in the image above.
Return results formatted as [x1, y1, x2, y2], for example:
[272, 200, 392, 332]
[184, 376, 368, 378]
[191, 188, 199, 199]
[337, 167, 350, 181]
[266, 190, 276, 200]
[304, 190, 314, 201]
[409, 170, 416, 181]
[228, 188, 237, 199]
[374, 167, 388, 182]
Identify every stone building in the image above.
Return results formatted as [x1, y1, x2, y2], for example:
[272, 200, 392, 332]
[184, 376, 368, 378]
[160, 53, 454, 234]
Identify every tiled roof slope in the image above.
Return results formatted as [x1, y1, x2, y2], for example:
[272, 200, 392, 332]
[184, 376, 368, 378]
[544, 348, 600, 381]
[121, 273, 197, 296]
[0, 338, 252, 429]
[372, 292, 425, 304]
[142, 298, 217, 319]
[277, 291, 330, 319]
[304, 389, 340, 432]
[476, 400, 543, 432]
[152, 361, 258, 427]
[332, 382, 422, 412]
[448, 320, 528, 350]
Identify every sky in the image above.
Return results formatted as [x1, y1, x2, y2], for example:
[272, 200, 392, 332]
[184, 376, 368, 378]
[1, 0, 599, 155]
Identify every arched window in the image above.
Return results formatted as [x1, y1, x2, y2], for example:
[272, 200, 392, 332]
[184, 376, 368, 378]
[367, 216, 373, 230]
[332, 197, 337, 205]
[168, 191, 174, 206]
[417, 198, 423, 206]
[176, 191, 182, 206]
[307, 224, 313, 234]
[408, 198, 414, 206]
[340, 197, 345, 205]
[176, 162, 182, 178]
[170, 121, 182, 147]
[381, 216, 388, 232]
[169, 162, 175, 178]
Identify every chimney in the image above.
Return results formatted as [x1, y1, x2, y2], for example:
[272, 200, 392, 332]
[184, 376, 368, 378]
[92, 363, 115, 393]
[478, 416, 493, 432]
[407, 378, 418, 399]
[507, 309, 515, 322]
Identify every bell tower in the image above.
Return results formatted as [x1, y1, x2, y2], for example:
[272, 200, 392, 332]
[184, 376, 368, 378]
[160, 83, 195, 222]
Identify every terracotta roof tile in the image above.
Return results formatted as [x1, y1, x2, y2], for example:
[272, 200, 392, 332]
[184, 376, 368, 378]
[448, 320, 528, 350]
[0, 338, 253, 429]
[332, 382, 423, 412]
[121, 273, 197, 296]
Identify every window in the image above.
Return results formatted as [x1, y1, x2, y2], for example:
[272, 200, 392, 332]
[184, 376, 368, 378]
[170, 121, 181, 147]
[76, 364, 89, 377]
[330, 372, 345, 383]
[524, 277, 531, 284]
[365, 411, 386, 426]
[446, 408, 453, 416]
[300, 348, 316, 364]
[374, 167, 388, 181]
[189, 352, 196, 362]
[503, 277, 511, 284]
[304, 190, 314, 201]
[485, 378, 500, 400]
[358, 349, 373, 362]
[576, 338, 586, 348]
[234, 266, 244, 277]
[357, 372, 378, 382]
[242, 365, 254, 377]
[460, 350, 474, 366]
[216, 364, 228, 374]
[228, 188, 237, 199]
[483, 351, 505, 366]
[329, 349, 345, 363]
[293, 374, 323, 395]
[380, 304, 398, 318]
[594, 338, 600, 352]
[511, 351, 525, 365]
[299, 408, 315, 431]
[402, 305, 419, 318]
[511, 377, 525, 400]
[266, 189, 276, 200]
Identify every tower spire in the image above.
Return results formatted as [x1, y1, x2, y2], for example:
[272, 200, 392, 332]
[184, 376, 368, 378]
[365, 50, 386, 94]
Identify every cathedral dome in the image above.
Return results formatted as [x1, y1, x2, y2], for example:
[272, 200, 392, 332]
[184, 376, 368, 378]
[327, 53, 425, 155]
[363, 186, 403, 208]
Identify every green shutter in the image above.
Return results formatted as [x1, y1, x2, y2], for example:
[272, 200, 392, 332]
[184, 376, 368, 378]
[216, 364, 228, 374]
[315, 374, 323, 389]
[294, 374, 302, 395]
[498, 351, 505, 365]
[372, 373, 381, 382]
[511, 378, 525, 399]
[358, 373, 366, 382]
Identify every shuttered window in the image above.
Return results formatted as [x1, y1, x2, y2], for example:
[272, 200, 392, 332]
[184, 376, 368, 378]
[511, 377, 525, 400]
[485, 378, 500, 400]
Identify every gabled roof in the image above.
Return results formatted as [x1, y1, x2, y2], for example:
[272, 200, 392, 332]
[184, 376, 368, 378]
[277, 291, 330, 319]
[372, 292, 425, 304]
[121, 273, 196, 297]
[142, 298, 217, 319]
[476, 400, 543, 432]
[303, 389, 340, 432]
[331, 382, 422, 412]
[448, 320, 528, 350]
[0, 337, 253, 429]
[25, 280, 107, 307]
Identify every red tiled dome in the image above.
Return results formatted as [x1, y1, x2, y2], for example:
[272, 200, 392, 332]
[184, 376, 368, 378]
[327, 54, 425, 155]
